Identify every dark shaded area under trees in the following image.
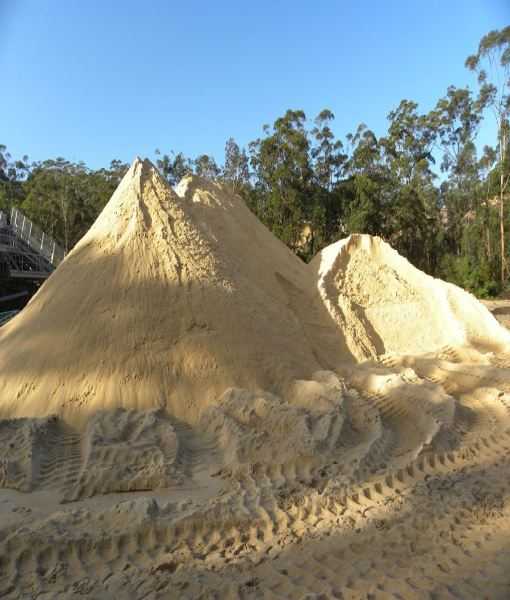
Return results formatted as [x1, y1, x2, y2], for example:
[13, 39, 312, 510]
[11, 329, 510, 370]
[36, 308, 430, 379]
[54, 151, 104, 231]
[1, 27, 509, 298]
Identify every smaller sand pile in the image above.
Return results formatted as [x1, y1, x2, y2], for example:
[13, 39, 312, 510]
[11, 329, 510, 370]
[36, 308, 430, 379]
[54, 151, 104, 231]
[311, 234, 510, 359]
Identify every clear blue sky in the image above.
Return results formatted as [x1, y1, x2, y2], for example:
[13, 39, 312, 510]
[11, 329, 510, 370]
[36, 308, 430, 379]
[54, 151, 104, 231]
[1, 0, 509, 170]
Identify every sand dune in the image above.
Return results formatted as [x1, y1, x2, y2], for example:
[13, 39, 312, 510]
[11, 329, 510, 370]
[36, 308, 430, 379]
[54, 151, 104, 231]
[2, 158, 510, 598]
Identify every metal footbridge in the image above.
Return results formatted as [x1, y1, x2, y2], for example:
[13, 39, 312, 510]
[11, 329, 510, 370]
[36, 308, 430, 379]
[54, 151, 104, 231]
[0, 207, 64, 279]
[0, 208, 65, 322]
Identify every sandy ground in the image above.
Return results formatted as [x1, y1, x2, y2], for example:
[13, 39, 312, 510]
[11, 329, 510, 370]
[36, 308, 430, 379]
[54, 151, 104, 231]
[4, 352, 510, 600]
[2, 160, 510, 599]
[484, 299, 510, 330]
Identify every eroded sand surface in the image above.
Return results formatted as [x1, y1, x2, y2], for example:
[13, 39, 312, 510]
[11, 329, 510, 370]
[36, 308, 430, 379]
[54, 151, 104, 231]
[2, 159, 510, 599]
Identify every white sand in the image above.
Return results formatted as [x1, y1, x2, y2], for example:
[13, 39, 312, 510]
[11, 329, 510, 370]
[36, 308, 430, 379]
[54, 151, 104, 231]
[311, 233, 510, 358]
[2, 158, 510, 599]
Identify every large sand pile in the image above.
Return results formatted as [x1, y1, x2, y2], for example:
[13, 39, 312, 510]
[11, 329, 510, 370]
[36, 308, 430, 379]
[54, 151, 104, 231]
[3, 158, 510, 599]
[0, 158, 350, 425]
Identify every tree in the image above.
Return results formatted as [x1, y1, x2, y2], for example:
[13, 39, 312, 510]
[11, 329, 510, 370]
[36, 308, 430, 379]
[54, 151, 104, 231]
[249, 110, 313, 248]
[466, 26, 510, 285]
[428, 87, 485, 262]
[21, 158, 126, 250]
[194, 154, 221, 179]
[0, 145, 30, 213]
[343, 125, 387, 239]
[380, 100, 436, 186]
[346, 123, 381, 176]
[311, 109, 346, 190]
[377, 101, 439, 270]
[345, 173, 386, 236]
[223, 138, 249, 193]
[431, 86, 483, 182]
[154, 149, 193, 186]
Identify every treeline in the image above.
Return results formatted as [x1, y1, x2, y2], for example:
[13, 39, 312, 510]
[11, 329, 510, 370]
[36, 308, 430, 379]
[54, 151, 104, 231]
[1, 27, 509, 297]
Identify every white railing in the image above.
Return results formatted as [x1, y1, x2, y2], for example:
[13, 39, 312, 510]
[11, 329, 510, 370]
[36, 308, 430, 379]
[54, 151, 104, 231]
[0, 310, 19, 327]
[10, 207, 65, 267]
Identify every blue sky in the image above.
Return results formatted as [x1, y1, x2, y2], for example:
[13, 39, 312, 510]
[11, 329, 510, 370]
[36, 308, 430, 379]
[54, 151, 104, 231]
[1, 0, 509, 170]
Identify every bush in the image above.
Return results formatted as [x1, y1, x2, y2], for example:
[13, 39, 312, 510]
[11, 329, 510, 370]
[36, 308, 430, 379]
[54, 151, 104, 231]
[439, 253, 499, 298]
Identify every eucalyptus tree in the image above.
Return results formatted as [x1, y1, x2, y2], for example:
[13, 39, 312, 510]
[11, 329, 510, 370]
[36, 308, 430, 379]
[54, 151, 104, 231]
[311, 109, 346, 191]
[309, 110, 348, 252]
[429, 86, 485, 260]
[22, 158, 127, 250]
[249, 110, 313, 248]
[430, 86, 483, 184]
[379, 100, 439, 270]
[223, 138, 249, 193]
[194, 154, 221, 179]
[0, 145, 30, 212]
[380, 100, 436, 186]
[342, 124, 387, 238]
[154, 149, 193, 186]
[466, 26, 510, 284]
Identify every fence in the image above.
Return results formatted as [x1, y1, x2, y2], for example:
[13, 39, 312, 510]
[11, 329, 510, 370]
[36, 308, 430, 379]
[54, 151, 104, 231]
[0, 310, 19, 327]
[9, 207, 65, 267]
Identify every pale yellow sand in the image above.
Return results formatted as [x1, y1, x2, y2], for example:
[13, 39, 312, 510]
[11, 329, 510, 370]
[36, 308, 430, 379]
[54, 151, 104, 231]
[2, 159, 510, 599]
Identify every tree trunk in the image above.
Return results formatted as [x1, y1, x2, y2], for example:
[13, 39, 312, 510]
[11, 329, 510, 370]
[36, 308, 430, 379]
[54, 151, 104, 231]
[501, 174, 505, 285]
[485, 177, 491, 261]
[500, 128, 507, 287]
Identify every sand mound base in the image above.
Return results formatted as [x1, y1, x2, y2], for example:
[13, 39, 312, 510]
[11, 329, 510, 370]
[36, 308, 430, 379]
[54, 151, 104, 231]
[2, 159, 510, 597]
[0, 407, 219, 504]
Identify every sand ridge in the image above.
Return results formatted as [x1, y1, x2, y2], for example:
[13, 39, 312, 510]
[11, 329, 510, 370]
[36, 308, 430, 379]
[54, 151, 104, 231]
[2, 158, 510, 598]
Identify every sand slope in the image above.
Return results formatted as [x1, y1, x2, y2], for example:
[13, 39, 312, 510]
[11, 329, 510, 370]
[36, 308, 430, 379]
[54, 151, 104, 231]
[311, 234, 510, 358]
[2, 159, 510, 598]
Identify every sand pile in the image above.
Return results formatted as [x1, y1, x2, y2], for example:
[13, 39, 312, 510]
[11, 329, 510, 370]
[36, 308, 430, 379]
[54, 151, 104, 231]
[0, 158, 349, 425]
[2, 161, 507, 427]
[311, 233, 510, 358]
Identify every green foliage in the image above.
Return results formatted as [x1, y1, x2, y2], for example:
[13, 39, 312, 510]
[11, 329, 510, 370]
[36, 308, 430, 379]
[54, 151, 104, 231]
[345, 174, 384, 236]
[223, 138, 249, 193]
[154, 150, 192, 186]
[0, 145, 29, 213]
[194, 154, 221, 179]
[21, 159, 128, 251]
[248, 109, 313, 248]
[465, 26, 510, 285]
[439, 253, 498, 298]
